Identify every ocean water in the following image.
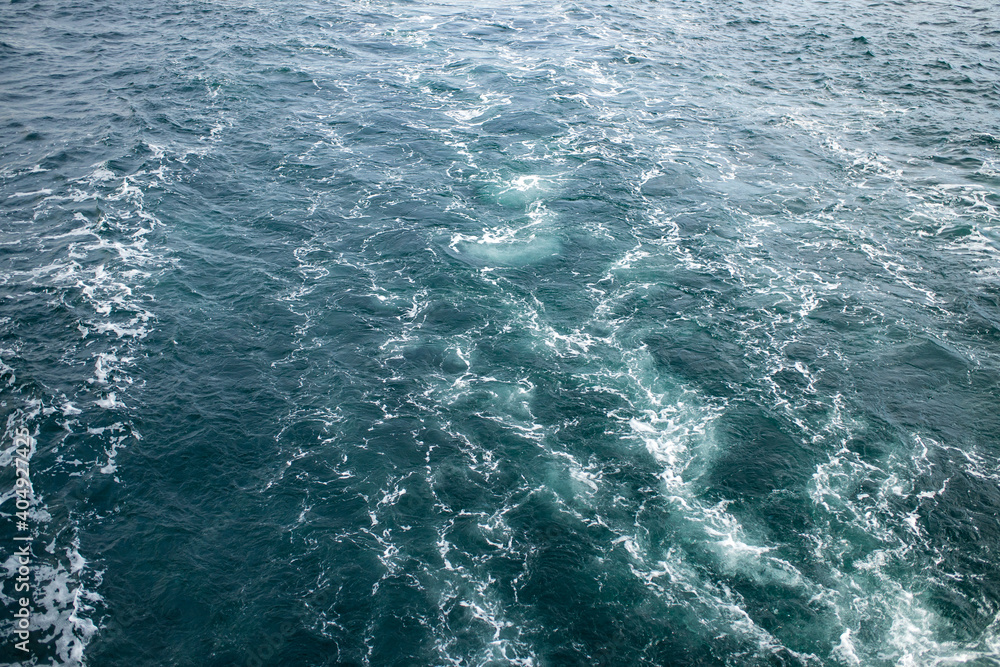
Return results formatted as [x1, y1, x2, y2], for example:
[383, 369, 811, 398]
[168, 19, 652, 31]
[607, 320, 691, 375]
[1, 0, 999, 665]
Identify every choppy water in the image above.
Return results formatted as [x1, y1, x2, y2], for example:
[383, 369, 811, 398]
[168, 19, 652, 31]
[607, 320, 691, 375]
[2, 0, 1000, 665]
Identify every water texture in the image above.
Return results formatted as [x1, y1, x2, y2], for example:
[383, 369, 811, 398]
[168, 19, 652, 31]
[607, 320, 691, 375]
[1, 0, 999, 665]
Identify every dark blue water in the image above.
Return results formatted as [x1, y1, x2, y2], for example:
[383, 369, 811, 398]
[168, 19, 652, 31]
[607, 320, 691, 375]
[2, 0, 1000, 664]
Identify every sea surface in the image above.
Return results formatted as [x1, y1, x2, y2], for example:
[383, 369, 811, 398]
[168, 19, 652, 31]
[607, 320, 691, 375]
[2, 0, 1000, 665]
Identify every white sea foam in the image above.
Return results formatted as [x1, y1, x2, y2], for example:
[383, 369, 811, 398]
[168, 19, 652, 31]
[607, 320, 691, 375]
[0, 144, 172, 663]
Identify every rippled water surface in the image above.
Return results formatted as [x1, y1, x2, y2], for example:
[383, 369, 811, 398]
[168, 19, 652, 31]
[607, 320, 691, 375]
[2, 0, 1000, 664]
